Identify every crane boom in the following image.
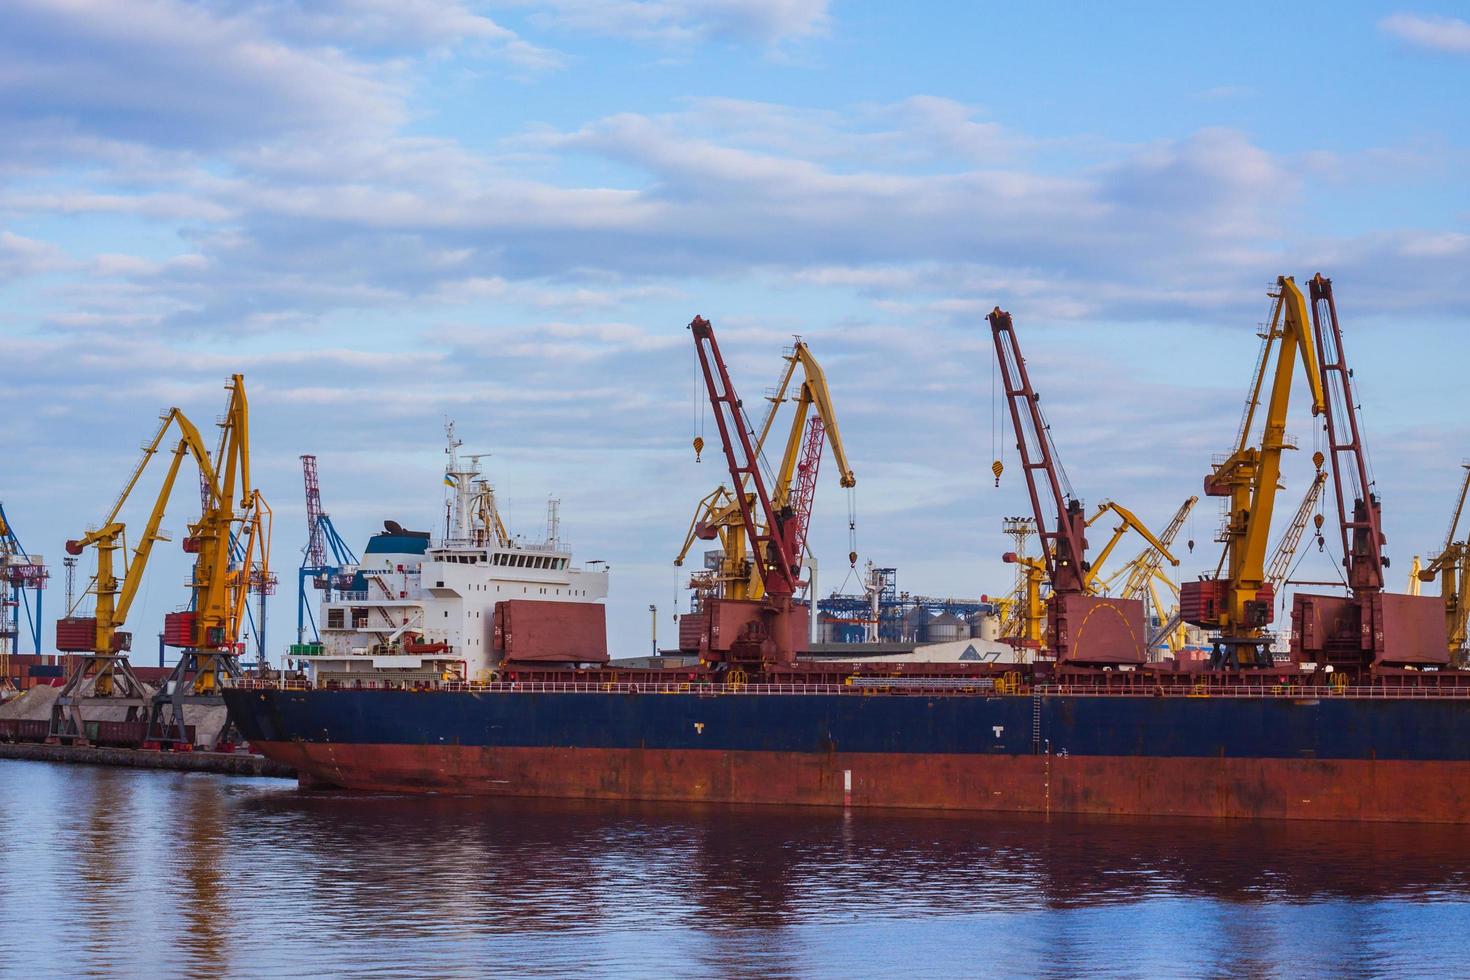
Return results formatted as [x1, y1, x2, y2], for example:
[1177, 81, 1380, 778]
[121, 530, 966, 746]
[1120, 497, 1197, 601]
[1082, 500, 1180, 593]
[788, 415, 825, 563]
[988, 308, 1087, 594]
[1309, 274, 1384, 593]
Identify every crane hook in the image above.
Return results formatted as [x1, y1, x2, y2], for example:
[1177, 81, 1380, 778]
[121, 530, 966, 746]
[992, 459, 1004, 487]
[692, 436, 704, 462]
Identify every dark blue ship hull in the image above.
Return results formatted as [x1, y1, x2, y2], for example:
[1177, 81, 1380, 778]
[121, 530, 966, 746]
[223, 686, 1470, 822]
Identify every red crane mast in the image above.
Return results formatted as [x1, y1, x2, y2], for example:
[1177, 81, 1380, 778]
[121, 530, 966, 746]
[1292, 275, 1449, 669]
[987, 307, 1147, 665]
[988, 308, 1088, 595]
[1309, 274, 1385, 594]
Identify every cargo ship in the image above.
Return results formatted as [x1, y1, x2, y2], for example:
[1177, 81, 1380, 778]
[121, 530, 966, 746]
[223, 415, 1470, 823]
[226, 298, 1470, 824]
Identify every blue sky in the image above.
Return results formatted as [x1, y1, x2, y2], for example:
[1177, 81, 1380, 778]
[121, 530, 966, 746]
[1, 0, 1467, 659]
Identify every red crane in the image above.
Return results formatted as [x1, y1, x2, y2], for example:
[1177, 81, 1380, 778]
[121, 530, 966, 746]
[988, 307, 1147, 665]
[689, 316, 804, 666]
[788, 415, 825, 565]
[1292, 275, 1449, 669]
[988, 308, 1089, 595]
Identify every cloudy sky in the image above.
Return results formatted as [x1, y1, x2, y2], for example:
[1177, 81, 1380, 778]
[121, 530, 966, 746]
[1, 0, 1467, 658]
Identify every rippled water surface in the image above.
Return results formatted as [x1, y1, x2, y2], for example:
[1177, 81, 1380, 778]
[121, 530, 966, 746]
[2, 759, 1469, 977]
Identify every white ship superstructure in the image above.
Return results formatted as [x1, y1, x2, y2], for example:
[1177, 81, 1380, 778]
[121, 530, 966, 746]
[307, 424, 608, 684]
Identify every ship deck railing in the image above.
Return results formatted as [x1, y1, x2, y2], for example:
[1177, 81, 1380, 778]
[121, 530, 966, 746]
[226, 677, 1470, 699]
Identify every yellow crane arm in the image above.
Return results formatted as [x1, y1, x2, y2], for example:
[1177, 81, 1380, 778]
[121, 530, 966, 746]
[674, 486, 736, 567]
[1119, 496, 1197, 600]
[114, 438, 198, 626]
[793, 342, 856, 488]
[1083, 501, 1179, 592]
[1240, 277, 1326, 586]
[189, 375, 253, 649]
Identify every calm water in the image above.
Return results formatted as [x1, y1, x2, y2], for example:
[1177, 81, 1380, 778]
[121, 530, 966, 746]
[1, 760, 1469, 978]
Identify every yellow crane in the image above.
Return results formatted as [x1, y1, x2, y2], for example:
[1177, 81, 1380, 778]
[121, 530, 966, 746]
[676, 339, 855, 604]
[1417, 463, 1470, 661]
[52, 406, 222, 740]
[1185, 276, 1326, 668]
[53, 376, 268, 745]
[150, 376, 269, 746]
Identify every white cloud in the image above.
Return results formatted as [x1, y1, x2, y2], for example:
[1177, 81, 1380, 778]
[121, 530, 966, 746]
[517, 0, 830, 45]
[0, 231, 70, 281]
[0, 0, 404, 148]
[1380, 12, 1470, 55]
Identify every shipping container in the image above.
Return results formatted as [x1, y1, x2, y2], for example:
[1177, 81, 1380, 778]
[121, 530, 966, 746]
[162, 611, 196, 648]
[494, 600, 608, 664]
[55, 617, 97, 652]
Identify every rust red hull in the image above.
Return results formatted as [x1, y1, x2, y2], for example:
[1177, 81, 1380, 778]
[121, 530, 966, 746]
[253, 741, 1470, 824]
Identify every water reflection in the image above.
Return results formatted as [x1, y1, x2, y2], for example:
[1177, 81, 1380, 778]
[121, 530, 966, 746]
[3, 760, 1469, 978]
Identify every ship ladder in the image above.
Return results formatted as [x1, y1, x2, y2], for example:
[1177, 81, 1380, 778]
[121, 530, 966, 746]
[1031, 691, 1043, 755]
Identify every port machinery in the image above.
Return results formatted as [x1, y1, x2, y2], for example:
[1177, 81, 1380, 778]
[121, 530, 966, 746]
[51, 375, 272, 746]
[678, 327, 856, 655]
[292, 453, 359, 659]
[0, 502, 47, 693]
[986, 307, 1179, 665]
[1415, 463, 1470, 662]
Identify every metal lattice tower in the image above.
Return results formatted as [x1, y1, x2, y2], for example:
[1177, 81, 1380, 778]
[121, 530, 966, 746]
[789, 415, 825, 561]
[1000, 516, 1036, 634]
[302, 454, 326, 569]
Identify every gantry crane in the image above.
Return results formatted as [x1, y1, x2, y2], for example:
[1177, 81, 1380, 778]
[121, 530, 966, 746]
[688, 316, 807, 666]
[294, 454, 359, 655]
[988, 307, 1154, 665]
[0, 502, 47, 669]
[1183, 276, 1325, 669]
[676, 338, 855, 606]
[1292, 275, 1448, 669]
[1415, 463, 1470, 661]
